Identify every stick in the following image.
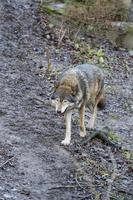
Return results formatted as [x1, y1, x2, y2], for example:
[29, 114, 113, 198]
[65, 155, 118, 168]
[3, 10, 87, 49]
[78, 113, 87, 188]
[29, 95, 51, 107]
[74, 24, 82, 42]
[72, 194, 91, 200]
[0, 157, 14, 168]
[57, 20, 67, 47]
[75, 173, 85, 190]
[46, 48, 52, 72]
[48, 185, 76, 190]
[118, 189, 133, 196]
[58, 29, 66, 47]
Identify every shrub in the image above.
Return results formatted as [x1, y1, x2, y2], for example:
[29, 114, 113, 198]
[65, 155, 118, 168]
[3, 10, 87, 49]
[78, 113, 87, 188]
[65, 0, 128, 22]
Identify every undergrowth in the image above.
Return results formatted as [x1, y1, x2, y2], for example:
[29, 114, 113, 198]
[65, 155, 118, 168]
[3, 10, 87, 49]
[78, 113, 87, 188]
[65, 0, 128, 23]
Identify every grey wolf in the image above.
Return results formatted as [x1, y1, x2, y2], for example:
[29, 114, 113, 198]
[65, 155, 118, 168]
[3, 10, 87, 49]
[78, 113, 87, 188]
[51, 64, 105, 145]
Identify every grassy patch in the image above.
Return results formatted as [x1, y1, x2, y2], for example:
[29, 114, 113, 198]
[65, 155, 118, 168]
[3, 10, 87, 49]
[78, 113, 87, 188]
[122, 149, 132, 160]
[41, 4, 65, 15]
[108, 112, 120, 120]
[73, 41, 106, 66]
[108, 130, 119, 141]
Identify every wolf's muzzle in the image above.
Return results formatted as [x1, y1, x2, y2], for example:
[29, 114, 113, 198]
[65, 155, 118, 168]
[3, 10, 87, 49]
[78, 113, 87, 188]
[57, 110, 61, 114]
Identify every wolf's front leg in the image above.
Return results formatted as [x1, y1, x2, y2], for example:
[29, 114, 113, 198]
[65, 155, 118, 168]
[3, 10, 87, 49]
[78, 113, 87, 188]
[61, 110, 72, 145]
[79, 104, 86, 137]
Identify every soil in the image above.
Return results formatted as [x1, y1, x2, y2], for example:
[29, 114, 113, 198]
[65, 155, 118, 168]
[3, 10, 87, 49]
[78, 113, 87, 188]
[0, 0, 133, 200]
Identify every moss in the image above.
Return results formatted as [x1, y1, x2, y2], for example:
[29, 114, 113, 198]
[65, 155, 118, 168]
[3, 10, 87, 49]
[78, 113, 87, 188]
[108, 112, 120, 120]
[41, 4, 65, 15]
[108, 130, 119, 142]
[125, 25, 133, 33]
[122, 150, 133, 160]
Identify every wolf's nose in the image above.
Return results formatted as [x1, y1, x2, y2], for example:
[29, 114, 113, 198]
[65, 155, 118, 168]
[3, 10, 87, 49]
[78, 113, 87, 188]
[57, 110, 61, 114]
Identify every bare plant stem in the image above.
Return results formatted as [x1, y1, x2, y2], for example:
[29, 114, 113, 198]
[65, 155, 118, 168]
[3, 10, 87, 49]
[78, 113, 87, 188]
[0, 157, 14, 168]
[46, 48, 52, 72]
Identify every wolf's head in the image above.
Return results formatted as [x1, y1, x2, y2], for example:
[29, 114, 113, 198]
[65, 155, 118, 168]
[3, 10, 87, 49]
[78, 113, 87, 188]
[51, 83, 78, 114]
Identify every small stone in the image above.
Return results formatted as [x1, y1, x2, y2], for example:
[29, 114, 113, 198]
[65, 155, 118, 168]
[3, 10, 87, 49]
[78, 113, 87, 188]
[46, 34, 50, 40]
[20, 188, 30, 196]
[3, 194, 13, 198]
[129, 50, 133, 56]
[0, 186, 4, 190]
[99, 56, 104, 64]
[48, 23, 54, 29]
[11, 188, 17, 192]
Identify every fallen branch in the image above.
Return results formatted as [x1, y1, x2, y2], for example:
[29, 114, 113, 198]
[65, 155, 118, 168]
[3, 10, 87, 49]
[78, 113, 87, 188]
[29, 95, 51, 107]
[0, 156, 14, 169]
[48, 185, 76, 190]
[82, 128, 121, 149]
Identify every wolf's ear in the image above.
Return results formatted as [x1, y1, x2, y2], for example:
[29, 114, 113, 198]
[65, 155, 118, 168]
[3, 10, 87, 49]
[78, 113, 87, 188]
[54, 81, 59, 89]
[51, 92, 55, 100]
[71, 84, 78, 96]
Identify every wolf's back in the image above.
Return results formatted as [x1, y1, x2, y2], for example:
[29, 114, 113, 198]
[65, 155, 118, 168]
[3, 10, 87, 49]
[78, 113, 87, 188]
[75, 64, 105, 108]
[75, 64, 104, 79]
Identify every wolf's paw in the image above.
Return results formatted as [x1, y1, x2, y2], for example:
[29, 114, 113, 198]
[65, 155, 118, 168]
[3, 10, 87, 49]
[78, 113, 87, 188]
[88, 121, 95, 129]
[61, 139, 70, 145]
[80, 131, 86, 137]
[88, 126, 94, 130]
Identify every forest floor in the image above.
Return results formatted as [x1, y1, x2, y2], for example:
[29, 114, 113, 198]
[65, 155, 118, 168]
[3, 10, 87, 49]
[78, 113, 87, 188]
[0, 0, 133, 200]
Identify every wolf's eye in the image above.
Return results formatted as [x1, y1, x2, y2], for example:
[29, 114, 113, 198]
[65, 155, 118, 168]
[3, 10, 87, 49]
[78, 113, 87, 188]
[56, 98, 60, 102]
[63, 99, 68, 103]
[71, 94, 75, 97]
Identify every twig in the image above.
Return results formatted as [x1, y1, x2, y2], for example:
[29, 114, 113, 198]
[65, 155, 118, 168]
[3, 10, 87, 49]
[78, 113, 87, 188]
[105, 147, 118, 200]
[118, 188, 133, 196]
[75, 173, 85, 190]
[79, 195, 91, 200]
[74, 24, 82, 42]
[0, 157, 14, 168]
[57, 20, 67, 47]
[48, 185, 76, 190]
[73, 165, 98, 199]
[40, 0, 43, 5]
[58, 20, 65, 37]
[30, 96, 51, 107]
[58, 28, 66, 47]
[72, 194, 91, 200]
[46, 48, 52, 72]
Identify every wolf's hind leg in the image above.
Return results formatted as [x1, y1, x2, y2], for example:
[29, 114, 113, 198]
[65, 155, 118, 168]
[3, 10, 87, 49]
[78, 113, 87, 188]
[79, 104, 86, 137]
[88, 105, 97, 129]
[61, 110, 72, 145]
[88, 91, 103, 129]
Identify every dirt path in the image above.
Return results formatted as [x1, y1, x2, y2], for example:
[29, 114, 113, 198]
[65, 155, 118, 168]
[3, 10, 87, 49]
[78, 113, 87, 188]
[0, 0, 133, 200]
[0, 1, 79, 199]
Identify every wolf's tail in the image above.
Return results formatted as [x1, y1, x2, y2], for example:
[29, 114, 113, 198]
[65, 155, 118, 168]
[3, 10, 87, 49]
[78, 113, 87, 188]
[97, 91, 106, 109]
[97, 78, 106, 109]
